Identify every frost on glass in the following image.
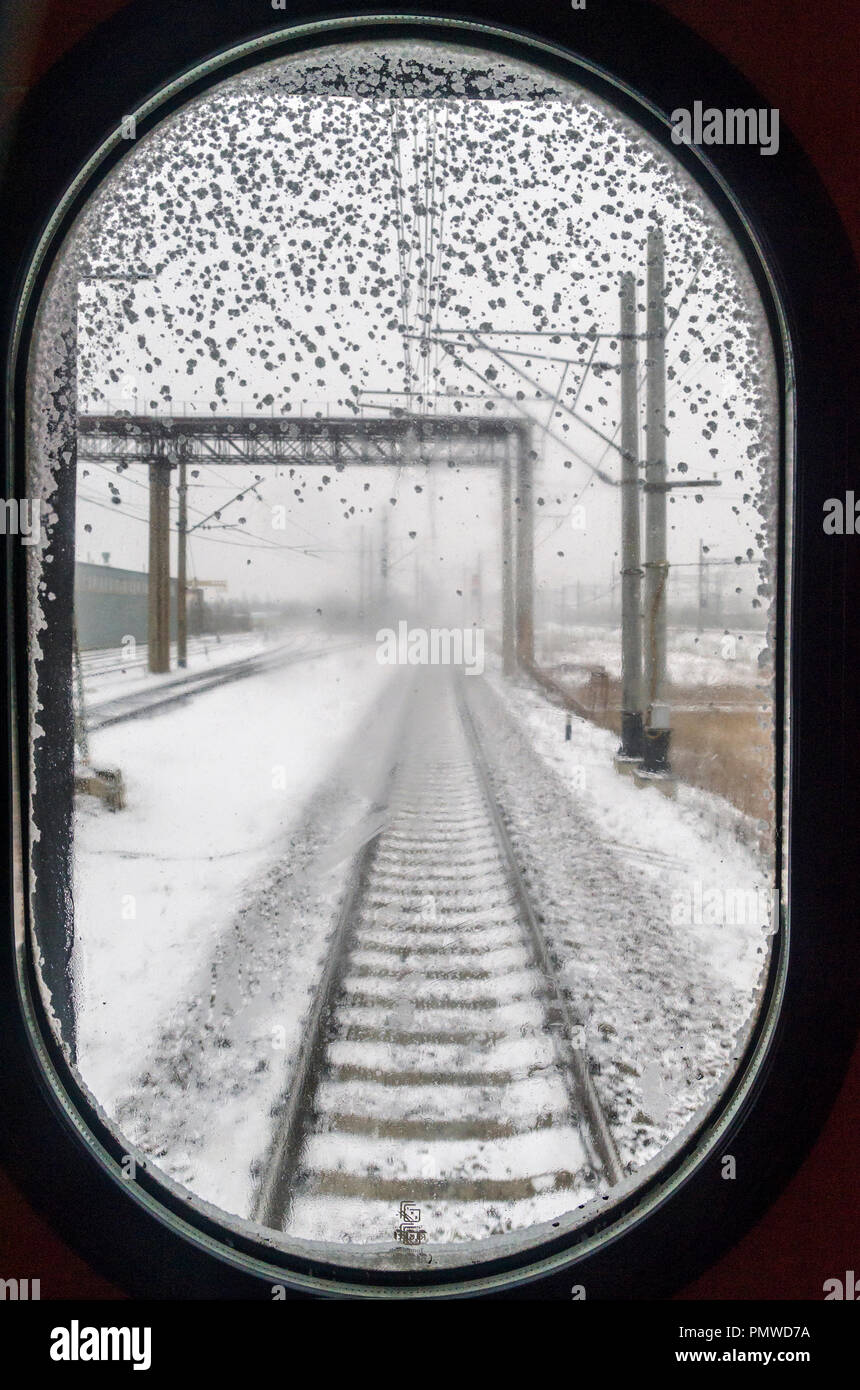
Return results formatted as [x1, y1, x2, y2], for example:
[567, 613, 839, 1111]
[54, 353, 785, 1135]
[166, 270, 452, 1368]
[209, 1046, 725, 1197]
[26, 38, 780, 1267]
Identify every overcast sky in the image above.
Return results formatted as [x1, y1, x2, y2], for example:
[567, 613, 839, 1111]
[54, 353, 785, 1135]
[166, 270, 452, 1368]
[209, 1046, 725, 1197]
[63, 41, 777, 614]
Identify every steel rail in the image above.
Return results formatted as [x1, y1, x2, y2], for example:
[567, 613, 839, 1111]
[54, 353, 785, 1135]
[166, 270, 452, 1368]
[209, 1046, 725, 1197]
[86, 640, 360, 730]
[454, 676, 624, 1187]
[252, 678, 415, 1230]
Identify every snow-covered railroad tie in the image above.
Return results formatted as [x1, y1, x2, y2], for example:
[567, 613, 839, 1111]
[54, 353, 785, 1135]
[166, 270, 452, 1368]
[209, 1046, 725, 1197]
[255, 668, 623, 1246]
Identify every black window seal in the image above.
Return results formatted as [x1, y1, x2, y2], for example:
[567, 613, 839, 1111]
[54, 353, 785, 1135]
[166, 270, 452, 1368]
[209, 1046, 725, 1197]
[0, 0, 858, 1300]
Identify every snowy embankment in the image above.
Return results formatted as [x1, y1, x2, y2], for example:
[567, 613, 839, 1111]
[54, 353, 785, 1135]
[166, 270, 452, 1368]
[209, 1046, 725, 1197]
[73, 641, 774, 1227]
[473, 668, 774, 1175]
[537, 621, 769, 694]
[73, 643, 396, 1215]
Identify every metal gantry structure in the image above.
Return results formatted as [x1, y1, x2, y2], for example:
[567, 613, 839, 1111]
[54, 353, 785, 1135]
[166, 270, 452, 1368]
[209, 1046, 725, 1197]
[76, 412, 536, 678]
[77, 230, 719, 778]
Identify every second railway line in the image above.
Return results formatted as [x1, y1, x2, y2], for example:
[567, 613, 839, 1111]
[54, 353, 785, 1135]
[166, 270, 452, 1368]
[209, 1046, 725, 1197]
[83, 637, 361, 730]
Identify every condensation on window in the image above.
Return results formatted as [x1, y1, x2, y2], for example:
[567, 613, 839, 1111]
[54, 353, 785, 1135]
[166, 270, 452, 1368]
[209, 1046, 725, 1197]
[25, 37, 781, 1269]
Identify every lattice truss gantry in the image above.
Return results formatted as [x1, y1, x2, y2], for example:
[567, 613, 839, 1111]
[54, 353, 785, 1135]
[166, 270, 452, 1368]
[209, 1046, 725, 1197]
[77, 413, 527, 470]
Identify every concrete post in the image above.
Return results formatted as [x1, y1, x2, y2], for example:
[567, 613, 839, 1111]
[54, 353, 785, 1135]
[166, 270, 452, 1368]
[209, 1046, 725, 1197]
[177, 460, 187, 668]
[148, 456, 171, 673]
[619, 270, 644, 761]
[515, 425, 535, 667]
[501, 432, 516, 675]
[643, 226, 671, 772]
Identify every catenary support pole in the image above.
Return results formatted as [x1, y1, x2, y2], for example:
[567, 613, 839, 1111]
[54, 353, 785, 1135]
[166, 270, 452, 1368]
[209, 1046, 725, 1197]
[177, 460, 187, 668]
[515, 425, 535, 667]
[148, 455, 171, 673]
[501, 431, 516, 675]
[619, 270, 644, 761]
[381, 508, 389, 598]
[643, 226, 671, 772]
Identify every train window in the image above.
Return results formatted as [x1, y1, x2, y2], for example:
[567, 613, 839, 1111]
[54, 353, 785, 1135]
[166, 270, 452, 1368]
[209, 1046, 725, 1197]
[5, 6, 854, 1300]
[25, 29, 780, 1275]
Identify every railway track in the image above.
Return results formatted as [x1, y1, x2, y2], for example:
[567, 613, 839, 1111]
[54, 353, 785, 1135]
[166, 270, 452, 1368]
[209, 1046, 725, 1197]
[255, 667, 622, 1247]
[85, 640, 359, 730]
[78, 633, 255, 681]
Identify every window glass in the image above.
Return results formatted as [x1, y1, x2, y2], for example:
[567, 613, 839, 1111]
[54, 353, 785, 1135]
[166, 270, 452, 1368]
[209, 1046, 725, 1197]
[26, 38, 780, 1268]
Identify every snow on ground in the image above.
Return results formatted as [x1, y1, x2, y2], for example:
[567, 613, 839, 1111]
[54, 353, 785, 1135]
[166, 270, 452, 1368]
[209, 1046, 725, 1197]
[73, 642, 392, 1120]
[288, 1192, 597, 1247]
[71, 640, 775, 1236]
[472, 666, 774, 1173]
[537, 621, 769, 693]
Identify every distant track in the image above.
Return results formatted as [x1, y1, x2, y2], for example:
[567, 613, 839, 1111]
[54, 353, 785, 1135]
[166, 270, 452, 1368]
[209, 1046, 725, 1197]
[78, 634, 256, 681]
[86, 640, 361, 730]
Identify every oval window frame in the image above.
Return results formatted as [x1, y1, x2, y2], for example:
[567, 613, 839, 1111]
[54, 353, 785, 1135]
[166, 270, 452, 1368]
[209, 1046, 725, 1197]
[1, 0, 858, 1300]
